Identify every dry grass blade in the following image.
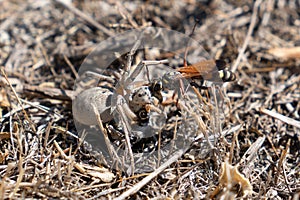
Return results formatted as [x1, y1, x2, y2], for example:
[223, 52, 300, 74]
[268, 46, 300, 59]
[9, 157, 24, 198]
[1, 0, 299, 198]
[53, 0, 114, 36]
[260, 108, 300, 129]
[239, 135, 265, 165]
[53, 141, 84, 173]
[230, 0, 263, 73]
[275, 139, 291, 192]
[92, 103, 123, 169]
[0, 67, 36, 131]
[115, 148, 188, 200]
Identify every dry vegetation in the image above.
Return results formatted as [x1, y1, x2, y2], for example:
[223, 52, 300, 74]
[0, 0, 299, 199]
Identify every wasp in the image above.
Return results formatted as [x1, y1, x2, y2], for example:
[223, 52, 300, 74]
[177, 59, 236, 83]
[165, 21, 236, 89]
[148, 59, 236, 106]
[136, 59, 237, 112]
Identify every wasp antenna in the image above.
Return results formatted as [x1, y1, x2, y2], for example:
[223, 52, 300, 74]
[183, 20, 200, 67]
[189, 19, 199, 38]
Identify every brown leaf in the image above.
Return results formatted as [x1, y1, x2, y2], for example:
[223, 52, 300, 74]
[208, 160, 253, 199]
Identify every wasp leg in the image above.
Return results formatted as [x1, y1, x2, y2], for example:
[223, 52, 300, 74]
[190, 81, 209, 90]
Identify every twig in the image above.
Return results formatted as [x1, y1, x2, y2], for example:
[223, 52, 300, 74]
[268, 46, 300, 59]
[231, 0, 262, 72]
[211, 86, 221, 136]
[53, 0, 114, 37]
[92, 103, 123, 169]
[0, 67, 36, 132]
[22, 84, 75, 101]
[260, 108, 300, 129]
[229, 131, 239, 164]
[114, 148, 188, 200]
[9, 156, 24, 198]
[53, 140, 85, 174]
[166, 116, 179, 163]
[275, 139, 291, 193]
[239, 135, 265, 165]
[8, 130, 24, 198]
[190, 86, 214, 149]
[63, 54, 79, 79]
[36, 40, 57, 76]
[87, 187, 126, 200]
[116, 2, 139, 28]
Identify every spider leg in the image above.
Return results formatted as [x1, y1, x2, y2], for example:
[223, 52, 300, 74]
[124, 60, 168, 88]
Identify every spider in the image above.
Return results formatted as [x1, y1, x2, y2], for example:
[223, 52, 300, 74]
[73, 53, 168, 127]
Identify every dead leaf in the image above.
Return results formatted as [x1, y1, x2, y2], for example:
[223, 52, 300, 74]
[208, 160, 253, 199]
[77, 162, 115, 182]
[86, 170, 115, 182]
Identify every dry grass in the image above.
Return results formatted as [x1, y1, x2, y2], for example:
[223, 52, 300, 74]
[0, 0, 299, 199]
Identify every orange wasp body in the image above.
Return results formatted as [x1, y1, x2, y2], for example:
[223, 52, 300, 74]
[177, 59, 236, 83]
